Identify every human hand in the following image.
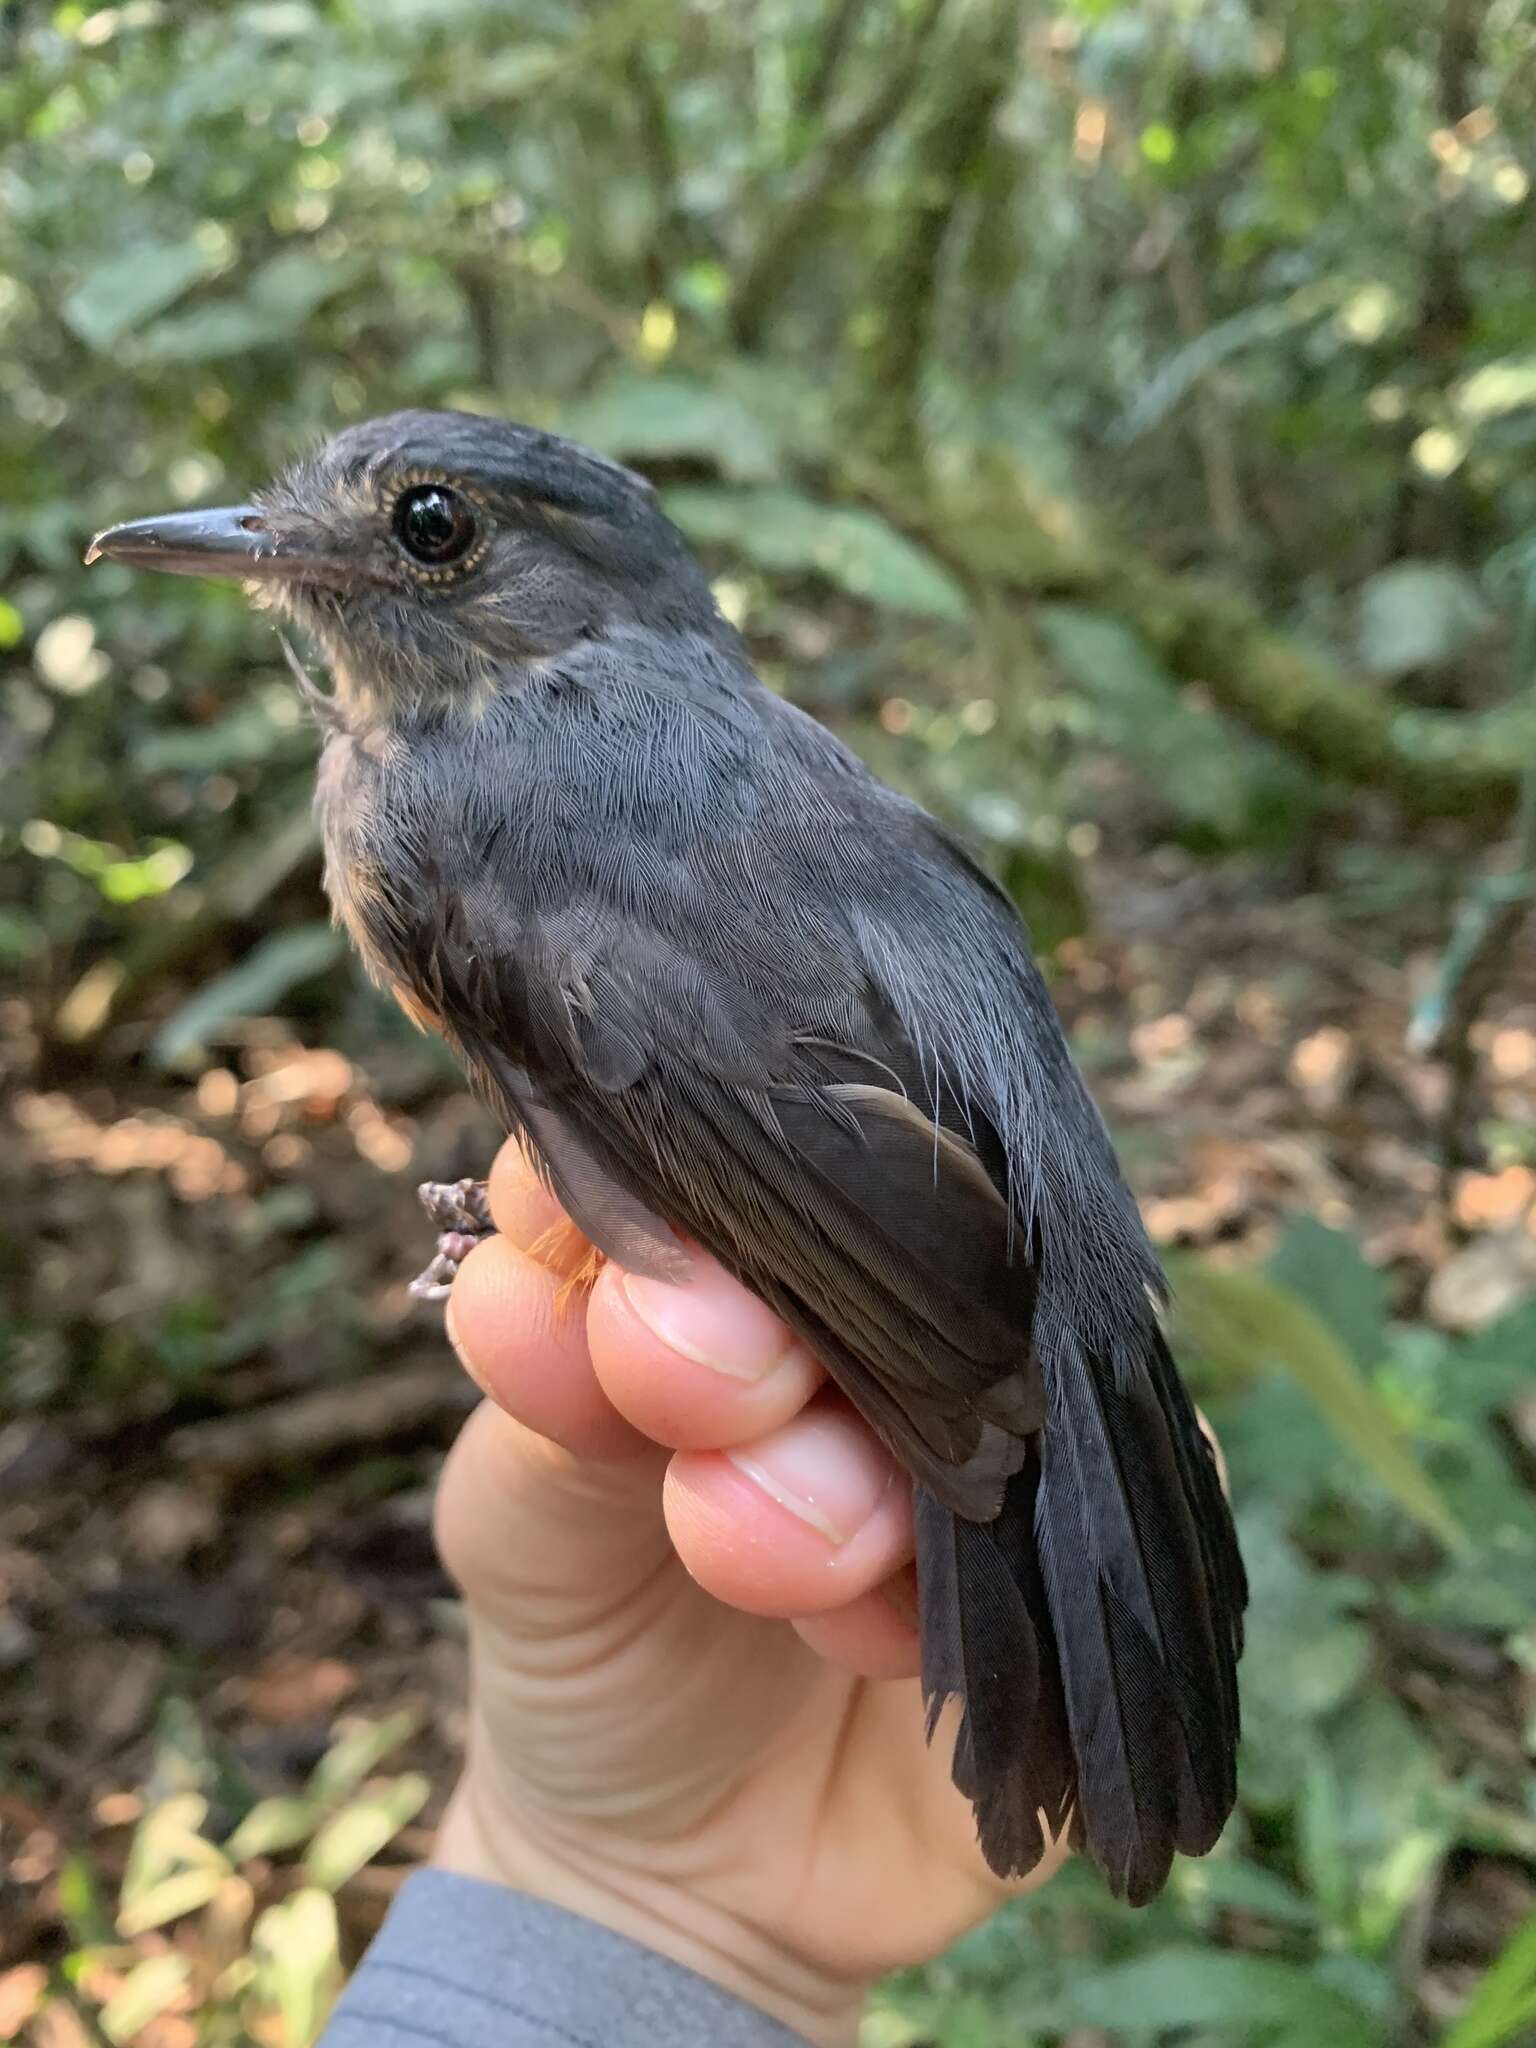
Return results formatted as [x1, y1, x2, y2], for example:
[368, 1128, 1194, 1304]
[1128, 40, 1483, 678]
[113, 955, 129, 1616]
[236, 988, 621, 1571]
[431, 1137, 1069, 2047]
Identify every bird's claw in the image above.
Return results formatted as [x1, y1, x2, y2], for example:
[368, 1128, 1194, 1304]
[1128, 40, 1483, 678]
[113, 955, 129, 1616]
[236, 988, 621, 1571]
[409, 1178, 496, 1300]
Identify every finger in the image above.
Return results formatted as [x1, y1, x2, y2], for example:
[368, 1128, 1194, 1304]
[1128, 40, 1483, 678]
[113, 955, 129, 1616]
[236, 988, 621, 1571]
[447, 1234, 644, 1463]
[663, 1394, 913, 1617]
[792, 1581, 921, 1680]
[434, 1399, 669, 1616]
[587, 1255, 824, 1452]
[485, 1136, 565, 1252]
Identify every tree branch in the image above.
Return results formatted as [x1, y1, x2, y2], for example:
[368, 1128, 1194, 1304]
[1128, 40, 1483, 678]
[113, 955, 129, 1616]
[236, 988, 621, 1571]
[729, 0, 948, 351]
[1109, 562, 1526, 821]
[885, 468, 1529, 823]
[799, 0, 865, 126]
[1159, 216, 1248, 552]
[856, 0, 1017, 462]
[625, 40, 689, 299]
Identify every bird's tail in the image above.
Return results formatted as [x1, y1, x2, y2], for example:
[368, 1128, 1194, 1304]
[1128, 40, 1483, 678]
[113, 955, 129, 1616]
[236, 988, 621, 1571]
[916, 1324, 1244, 1904]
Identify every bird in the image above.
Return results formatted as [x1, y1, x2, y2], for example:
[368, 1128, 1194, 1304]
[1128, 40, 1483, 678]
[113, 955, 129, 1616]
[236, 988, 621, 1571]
[88, 407, 1245, 1904]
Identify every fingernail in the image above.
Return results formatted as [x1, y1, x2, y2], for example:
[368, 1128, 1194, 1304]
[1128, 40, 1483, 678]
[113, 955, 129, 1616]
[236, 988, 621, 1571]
[621, 1266, 804, 1382]
[727, 1412, 891, 1544]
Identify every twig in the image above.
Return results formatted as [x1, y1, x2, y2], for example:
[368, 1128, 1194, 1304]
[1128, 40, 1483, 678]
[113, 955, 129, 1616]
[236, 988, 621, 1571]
[1387, 0, 1485, 559]
[855, 0, 1018, 464]
[799, 0, 866, 125]
[169, 1363, 476, 1471]
[1160, 214, 1248, 552]
[624, 40, 690, 297]
[729, 0, 948, 350]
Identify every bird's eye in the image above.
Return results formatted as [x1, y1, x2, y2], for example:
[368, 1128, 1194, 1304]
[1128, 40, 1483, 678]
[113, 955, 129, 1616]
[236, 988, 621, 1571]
[392, 484, 478, 568]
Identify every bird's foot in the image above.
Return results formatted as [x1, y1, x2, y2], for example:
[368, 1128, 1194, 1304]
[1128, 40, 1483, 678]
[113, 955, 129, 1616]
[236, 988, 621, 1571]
[410, 1178, 496, 1301]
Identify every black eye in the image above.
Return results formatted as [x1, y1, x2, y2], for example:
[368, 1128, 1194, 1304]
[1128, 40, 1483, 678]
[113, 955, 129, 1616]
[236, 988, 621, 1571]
[392, 484, 477, 567]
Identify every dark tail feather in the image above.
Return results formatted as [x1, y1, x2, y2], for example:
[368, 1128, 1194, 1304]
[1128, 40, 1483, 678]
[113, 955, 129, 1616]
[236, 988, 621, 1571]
[915, 1460, 1074, 1879]
[916, 1324, 1244, 1905]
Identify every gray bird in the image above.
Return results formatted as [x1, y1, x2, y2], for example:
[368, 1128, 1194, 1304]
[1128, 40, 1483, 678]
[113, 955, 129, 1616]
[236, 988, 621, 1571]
[88, 409, 1244, 1903]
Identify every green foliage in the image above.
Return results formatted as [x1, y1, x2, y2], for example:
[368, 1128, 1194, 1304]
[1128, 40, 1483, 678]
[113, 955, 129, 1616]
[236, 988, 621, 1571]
[666, 486, 971, 620]
[1007, 1946, 1382, 2044]
[560, 372, 786, 484]
[61, 234, 226, 352]
[1172, 1223, 1466, 1551]
[1442, 1911, 1536, 2048]
[151, 922, 346, 1067]
[39, 1707, 423, 2045]
[1356, 561, 1492, 678]
[1036, 605, 1314, 845]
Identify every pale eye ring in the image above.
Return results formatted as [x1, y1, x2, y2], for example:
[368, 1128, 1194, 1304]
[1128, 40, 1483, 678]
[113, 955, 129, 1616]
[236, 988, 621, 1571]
[392, 483, 478, 567]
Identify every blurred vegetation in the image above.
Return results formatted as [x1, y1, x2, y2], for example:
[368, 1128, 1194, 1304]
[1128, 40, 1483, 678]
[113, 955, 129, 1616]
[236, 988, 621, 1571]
[3, 1, 1536, 2044]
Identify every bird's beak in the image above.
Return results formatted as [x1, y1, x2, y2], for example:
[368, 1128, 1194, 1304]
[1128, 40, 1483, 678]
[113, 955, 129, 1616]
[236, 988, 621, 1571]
[84, 505, 339, 586]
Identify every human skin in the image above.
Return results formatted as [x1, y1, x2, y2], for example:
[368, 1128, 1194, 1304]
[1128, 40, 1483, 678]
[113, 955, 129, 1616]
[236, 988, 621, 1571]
[431, 1137, 1074, 2046]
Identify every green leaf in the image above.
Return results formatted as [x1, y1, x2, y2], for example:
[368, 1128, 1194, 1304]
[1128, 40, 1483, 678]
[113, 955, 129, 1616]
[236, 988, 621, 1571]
[1327, 1693, 1453, 1951]
[1235, 1511, 1371, 1806]
[242, 2, 320, 37]
[118, 1785, 233, 1934]
[1265, 1217, 1388, 1369]
[1442, 1909, 1536, 2048]
[224, 1795, 319, 1865]
[1449, 1299, 1536, 1420]
[119, 1792, 215, 1906]
[1356, 560, 1491, 677]
[117, 1861, 230, 1936]
[466, 44, 569, 99]
[301, 1774, 429, 1891]
[150, 923, 346, 1067]
[1116, 278, 1347, 441]
[560, 374, 784, 485]
[253, 1887, 341, 2046]
[62, 237, 221, 351]
[139, 250, 363, 361]
[305, 1709, 420, 1806]
[1173, 1855, 1319, 1929]
[163, 46, 266, 124]
[1454, 355, 1536, 426]
[1009, 1947, 1381, 2044]
[134, 693, 308, 774]
[662, 488, 970, 622]
[55, 1854, 114, 1947]
[305, 56, 407, 110]
[1298, 1744, 1353, 1930]
[1172, 1260, 1466, 1550]
[1036, 605, 1310, 843]
[99, 1954, 193, 2045]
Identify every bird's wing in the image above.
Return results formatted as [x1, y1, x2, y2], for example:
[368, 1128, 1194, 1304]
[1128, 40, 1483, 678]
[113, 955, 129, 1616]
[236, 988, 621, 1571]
[436, 904, 1046, 1520]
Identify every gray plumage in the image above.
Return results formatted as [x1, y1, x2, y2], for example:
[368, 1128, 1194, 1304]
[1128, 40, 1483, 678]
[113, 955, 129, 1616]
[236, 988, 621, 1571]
[89, 408, 1245, 1904]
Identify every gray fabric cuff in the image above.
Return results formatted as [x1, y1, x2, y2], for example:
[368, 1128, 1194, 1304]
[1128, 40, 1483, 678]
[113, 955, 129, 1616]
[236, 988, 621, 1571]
[320, 1868, 812, 2048]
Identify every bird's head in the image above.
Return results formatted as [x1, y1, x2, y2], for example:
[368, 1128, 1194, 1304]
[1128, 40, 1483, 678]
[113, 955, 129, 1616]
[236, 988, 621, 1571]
[87, 408, 725, 719]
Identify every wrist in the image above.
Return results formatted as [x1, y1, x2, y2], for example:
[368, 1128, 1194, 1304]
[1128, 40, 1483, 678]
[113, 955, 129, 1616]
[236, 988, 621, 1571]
[431, 1769, 869, 2048]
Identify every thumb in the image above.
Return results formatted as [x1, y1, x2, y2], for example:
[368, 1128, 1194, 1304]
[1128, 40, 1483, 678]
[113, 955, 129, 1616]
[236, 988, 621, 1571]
[433, 1396, 672, 1626]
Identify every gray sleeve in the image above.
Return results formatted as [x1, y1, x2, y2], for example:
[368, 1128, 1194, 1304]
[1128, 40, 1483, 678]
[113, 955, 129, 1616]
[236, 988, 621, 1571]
[319, 1869, 812, 2048]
